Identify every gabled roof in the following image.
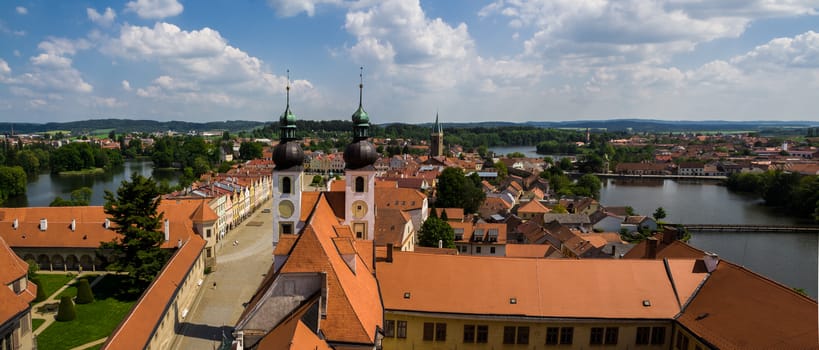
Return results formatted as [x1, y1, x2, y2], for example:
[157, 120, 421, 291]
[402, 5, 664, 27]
[378, 253, 708, 319]
[517, 200, 550, 214]
[189, 200, 218, 223]
[677, 261, 818, 349]
[256, 298, 332, 350]
[504, 243, 557, 258]
[0, 236, 36, 324]
[374, 208, 410, 246]
[376, 187, 425, 211]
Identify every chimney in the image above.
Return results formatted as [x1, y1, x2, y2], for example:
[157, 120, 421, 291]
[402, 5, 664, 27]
[645, 237, 658, 259]
[104, 218, 110, 229]
[164, 219, 170, 241]
[386, 243, 394, 263]
[70, 219, 76, 232]
[704, 252, 719, 272]
[662, 226, 677, 245]
[438, 239, 443, 249]
[39, 218, 48, 231]
[12, 218, 18, 230]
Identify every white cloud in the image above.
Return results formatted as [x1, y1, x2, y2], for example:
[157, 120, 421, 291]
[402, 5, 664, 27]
[267, 0, 342, 17]
[125, 0, 183, 19]
[121, 80, 132, 91]
[16, 6, 27, 15]
[38, 37, 91, 56]
[0, 58, 10, 75]
[731, 30, 819, 69]
[87, 7, 117, 26]
[1, 37, 94, 96]
[30, 53, 73, 69]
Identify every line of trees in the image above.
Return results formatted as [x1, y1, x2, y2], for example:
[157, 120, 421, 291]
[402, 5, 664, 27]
[725, 170, 819, 221]
[50, 142, 123, 173]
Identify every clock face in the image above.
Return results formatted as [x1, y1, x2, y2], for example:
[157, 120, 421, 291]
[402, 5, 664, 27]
[352, 200, 368, 219]
[278, 200, 295, 218]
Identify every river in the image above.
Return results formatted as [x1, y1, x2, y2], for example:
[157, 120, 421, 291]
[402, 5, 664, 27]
[601, 178, 817, 298]
[4, 160, 179, 208]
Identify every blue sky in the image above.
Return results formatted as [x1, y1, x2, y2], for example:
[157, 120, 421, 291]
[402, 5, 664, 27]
[1, 0, 818, 124]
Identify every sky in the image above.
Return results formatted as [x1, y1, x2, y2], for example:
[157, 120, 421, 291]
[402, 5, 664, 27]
[1, 0, 819, 124]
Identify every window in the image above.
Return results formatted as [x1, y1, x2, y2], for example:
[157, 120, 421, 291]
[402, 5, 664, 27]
[354, 223, 365, 239]
[675, 332, 689, 350]
[604, 327, 618, 345]
[476, 246, 482, 254]
[463, 325, 475, 343]
[423, 323, 434, 341]
[590, 327, 604, 345]
[476, 325, 488, 343]
[636, 327, 650, 345]
[435, 323, 447, 341]
[281, 223, 293, 234]
[397, 321, 407, 338]
[546, 327, 559, 345]
[559, 327, 574, 345]
[490, 247, 496, 254]
[651, 327, 666, 345]
[517, 326, 530, 344]
[651, 327, 665, 345]
[282, 177, 291, 194]
[503, 326, 516, 344]
[355, 176, 365, 192]
[206, 229, 212, 238]
[384, 320, 395, 337]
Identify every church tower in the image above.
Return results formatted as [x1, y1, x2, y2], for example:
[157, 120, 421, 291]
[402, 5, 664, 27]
[343, 68, 378, 240]
[272, 71, 305, 246]
[430, 112, 444, 157]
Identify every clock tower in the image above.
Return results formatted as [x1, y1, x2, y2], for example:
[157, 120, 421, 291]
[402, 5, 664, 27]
[272, 71, 305, 246]
[343, 68, 377, 240]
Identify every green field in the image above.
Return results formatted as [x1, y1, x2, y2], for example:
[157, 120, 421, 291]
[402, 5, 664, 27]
[32, 318, 45, 331]
[36, 275, 138, 350]
[31, 274, 76, 299]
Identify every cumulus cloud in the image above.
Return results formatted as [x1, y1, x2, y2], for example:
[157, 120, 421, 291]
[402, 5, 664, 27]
[0, 58, 10, 75]
[125, 0, 183, 19]
[16, 6, 27, 15]
[88, 7, 117, 26]
[267, 0, 342, 17]
[731, 30, 819, 69]
[2, 37, 94, 95]
[121, 80, 132, 91]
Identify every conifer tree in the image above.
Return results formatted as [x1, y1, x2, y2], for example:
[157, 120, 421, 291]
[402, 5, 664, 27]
[55, 296, 76, 322]
[75, 278, 94, 304]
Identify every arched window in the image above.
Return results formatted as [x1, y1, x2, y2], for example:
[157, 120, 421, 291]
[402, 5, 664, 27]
[355, 176, 365, 192]
[282, 177, 292, 194]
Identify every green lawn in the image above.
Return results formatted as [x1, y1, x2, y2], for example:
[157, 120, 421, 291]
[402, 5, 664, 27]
[31, 274, 76, 299]
[36, 275, 139, 350]
[58, 275, 99, 299]
[32, 318, 45, 331]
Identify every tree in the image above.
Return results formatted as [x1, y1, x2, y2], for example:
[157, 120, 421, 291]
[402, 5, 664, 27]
[507, 151, 525, 158]
[653, 207, 667, 221]
[0, 166, 26, 203]
[239, 141, 264, 160]
[55, 296, 76, 322]
[101, 172, 170, 292]
[552, 204, 568, 213]
[494, 161, 508, 182]
[559, 157, 573, 171]
[75, 279, 94, 304]
[625, 206, 636, 216]
[70, 187, 92, 205]
[574, 174, 602, 199]
[435, 167, 486, 214]
[417, 216, 455, 248]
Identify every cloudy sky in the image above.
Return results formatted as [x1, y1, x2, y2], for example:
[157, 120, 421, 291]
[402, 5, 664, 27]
[1, 0, 818, 124]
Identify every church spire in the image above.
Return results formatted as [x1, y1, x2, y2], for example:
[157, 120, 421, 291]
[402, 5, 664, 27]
[279, 70, 297, 142]
[351, 66, 370, 141]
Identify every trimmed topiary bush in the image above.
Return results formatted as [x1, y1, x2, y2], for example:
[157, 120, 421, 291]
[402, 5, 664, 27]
[32, 278, 47, 302]
[55, 296, 76, 321]
[75, 278, 94, 304]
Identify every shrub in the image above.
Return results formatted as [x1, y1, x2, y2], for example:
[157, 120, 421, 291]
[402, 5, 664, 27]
[55, 296, 76, 321]
[32, 278, 47, 302]
[75, 279, 94, 304]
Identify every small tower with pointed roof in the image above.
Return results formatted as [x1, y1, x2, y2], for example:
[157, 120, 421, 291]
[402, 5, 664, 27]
[272, 70, 305, 246]
[430, 112, 444, 157]
[343, 67, 377, 240]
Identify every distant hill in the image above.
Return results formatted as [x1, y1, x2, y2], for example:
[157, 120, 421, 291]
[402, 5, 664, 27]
[2, 118, 816, 136]
[0, 119, 268, 135]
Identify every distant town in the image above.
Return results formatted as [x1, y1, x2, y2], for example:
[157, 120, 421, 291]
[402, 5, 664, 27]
[1, 115, 817, 350]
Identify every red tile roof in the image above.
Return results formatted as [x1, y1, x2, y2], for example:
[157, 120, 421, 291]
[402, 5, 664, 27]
[0, 236, 36, 324]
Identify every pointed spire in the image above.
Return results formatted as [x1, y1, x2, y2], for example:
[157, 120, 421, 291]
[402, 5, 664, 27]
[286, 69, 291, 108]
[351, 66, 370, 140]
[278, 69, 297, 142]
[358, 66, 364, 108]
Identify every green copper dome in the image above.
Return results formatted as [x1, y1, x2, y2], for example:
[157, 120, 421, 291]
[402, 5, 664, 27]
[352, 105, 369, 125]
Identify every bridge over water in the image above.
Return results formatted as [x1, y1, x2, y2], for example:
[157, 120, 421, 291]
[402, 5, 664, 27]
[682, 224, 819, 233]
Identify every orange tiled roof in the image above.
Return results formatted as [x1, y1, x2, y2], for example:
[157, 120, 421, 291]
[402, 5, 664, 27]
[103, 234, 206, 349]
[256, 297, 332, 350]
[378, 252, 707, 319]
[517, 200, 550, 214]
[189, 200, 218, 223]
[0, 236, 36, 324]
[677, 261, 818, 349]
[504, 243, 556, 258]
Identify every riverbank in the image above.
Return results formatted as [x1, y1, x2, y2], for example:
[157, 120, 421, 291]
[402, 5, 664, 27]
[595, 173, 727, 180]
[58, 168, 105, 176]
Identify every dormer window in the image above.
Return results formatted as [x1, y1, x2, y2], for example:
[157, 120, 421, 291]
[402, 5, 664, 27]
[454, 228, 464, 241]
[355, 176, 365, 192]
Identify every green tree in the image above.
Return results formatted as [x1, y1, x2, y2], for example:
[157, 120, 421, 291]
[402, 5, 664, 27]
[17, 150, 40, 176]
[507, 151, 525, 158]
[0, 166, 27, 203]
[100, 173, 170, 292]
[625, 206, 636, 216]
[559, 157, 573, 171]
[653, 207, 667, 221]
[417, 216, 455, 248]
[573, 174, 602, 199]
[435, 167, 486, 214]
[239, 141, 264, 160]
[55, 296, 76, 322]
[552, 204, 568, 213]
[75, 279, 94, 304]
[70, 187, 92, 205]
[494, 161, 508, 182]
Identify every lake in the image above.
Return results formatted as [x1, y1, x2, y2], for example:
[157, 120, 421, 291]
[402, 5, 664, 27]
[4, 160, 179, 207]
[600, 178, 818, 298]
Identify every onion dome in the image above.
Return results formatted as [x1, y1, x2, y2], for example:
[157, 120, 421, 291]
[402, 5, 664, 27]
[344, 67, 378, 169]
[273, 70, 304, 170]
